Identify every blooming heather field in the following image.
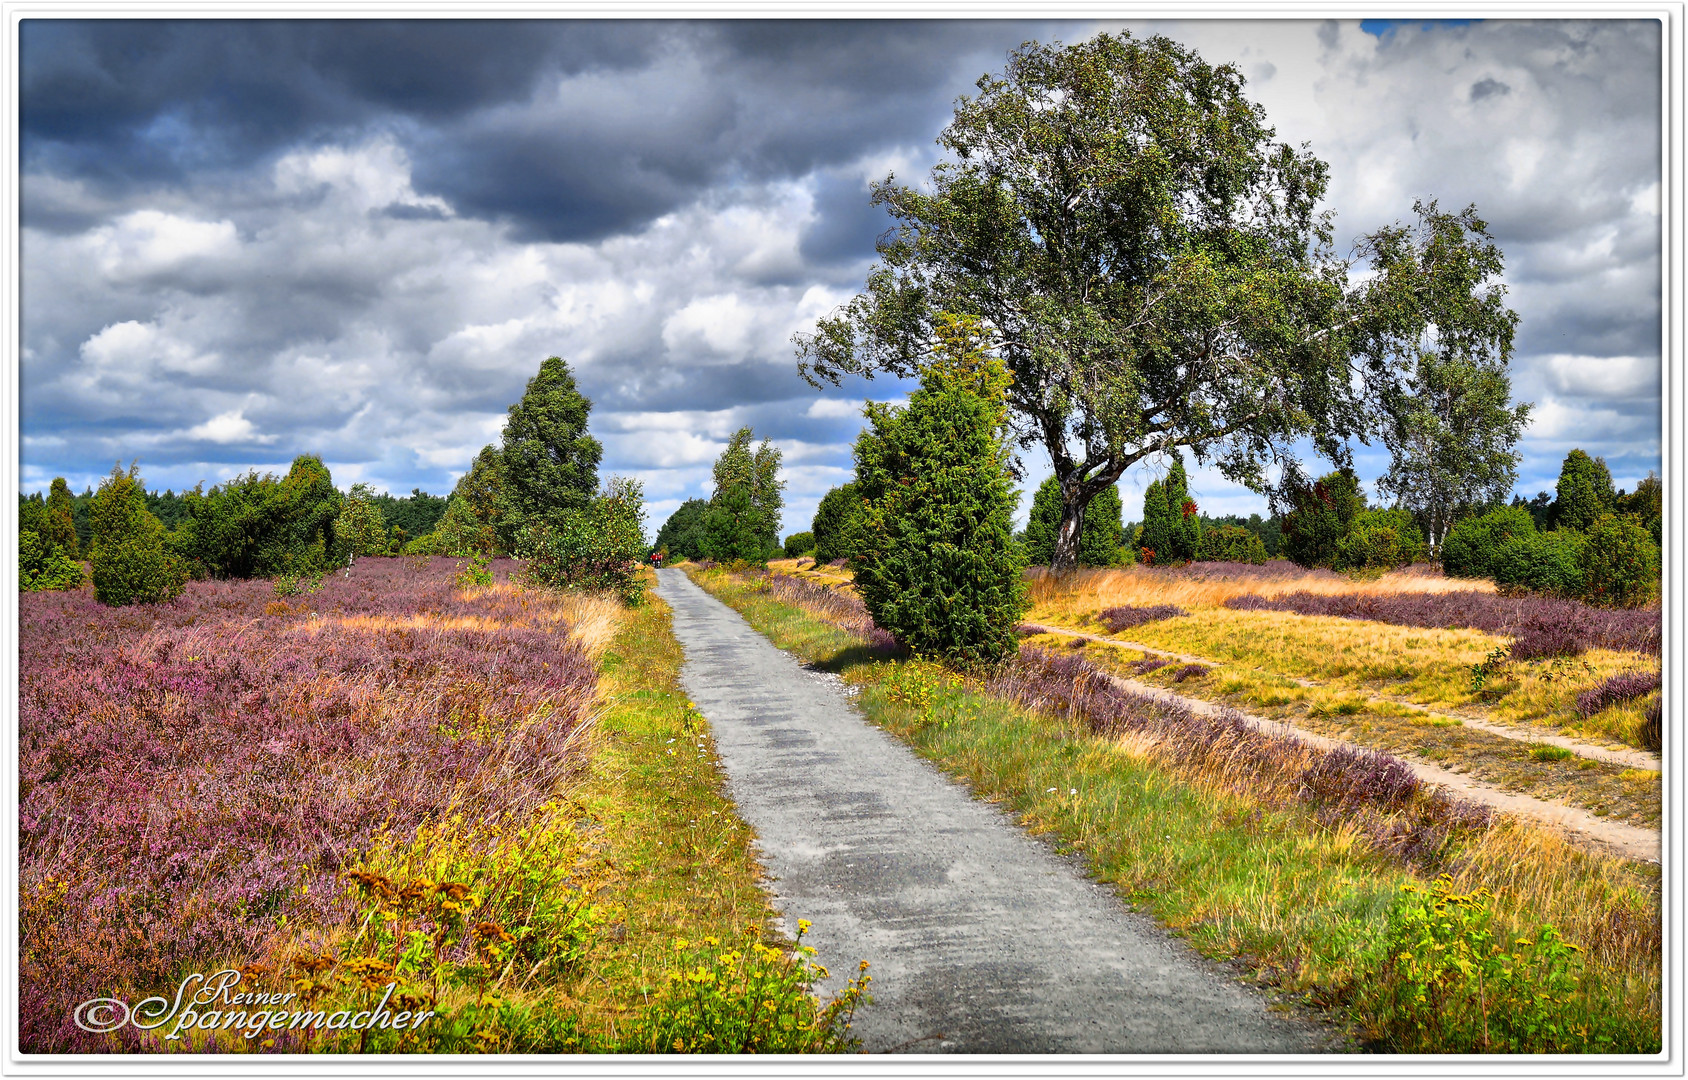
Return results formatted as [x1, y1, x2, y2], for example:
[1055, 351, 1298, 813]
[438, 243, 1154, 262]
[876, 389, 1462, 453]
[18, 558, 608, 1052]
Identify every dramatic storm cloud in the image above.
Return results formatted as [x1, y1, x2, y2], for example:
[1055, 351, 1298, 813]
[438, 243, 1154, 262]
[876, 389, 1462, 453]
[18, 18, 1663, 534]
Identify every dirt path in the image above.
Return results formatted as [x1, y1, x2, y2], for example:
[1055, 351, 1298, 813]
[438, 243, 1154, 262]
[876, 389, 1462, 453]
[654, 569, 1337, 1054]
[1092, 666, 1661, 864]
[1019, 621, 1661, 772]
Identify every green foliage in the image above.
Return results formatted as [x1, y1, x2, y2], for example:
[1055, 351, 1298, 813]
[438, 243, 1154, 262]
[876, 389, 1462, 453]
[453, 552, 494, 589]
[798, 35, 1517, 575]
[518, 477, 649, 605]
[1615, 471, 1662, 547]
[368, 488, 449, 542]
[1331, 508, 1426, 572]
[168, 456, 342, 579]
[1441, 506, 1537, 579]
[1363, 877, 1617, 1052]
[1024, 477, 1124, 568]
[621, 923, 868, 1054]
[699, 429, 783, 565]
[262, 455, 342, 576]
[1197, 524, 1267, 564]
[498, 356, 603, 547]
[409, 494, 500, 557]
[654, 499, 710, 562]
[272, 571, 324, 598]
[811, 483, 864, 565]
[1577, 513, 1660, 608]
[782, 531, 815, 559]
[45, 478, 80, 557]
[1138, 456, 1200, 566]
[1551, 449, 1615, 532]
[1370, 214, 1529, 556]
[1280, 468, 1366, 569]
[336, 482, 391, 558]
[89, 463, 187, 606]
[447, 445, 512, 555]
[1491, 530, 1588, 598]
[19, 529, 84, 592]
[852, 314, 1028, 664]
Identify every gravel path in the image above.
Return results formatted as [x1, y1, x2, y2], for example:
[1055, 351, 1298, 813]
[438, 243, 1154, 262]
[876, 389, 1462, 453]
[654, 569, 1336, 1055]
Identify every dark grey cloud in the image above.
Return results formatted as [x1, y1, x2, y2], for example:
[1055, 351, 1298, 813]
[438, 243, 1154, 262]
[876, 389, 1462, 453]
[16, 18, 1664, 536]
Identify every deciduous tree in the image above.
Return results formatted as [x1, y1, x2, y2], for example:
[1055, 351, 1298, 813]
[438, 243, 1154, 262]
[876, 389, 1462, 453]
[796, 32, 1517, 572]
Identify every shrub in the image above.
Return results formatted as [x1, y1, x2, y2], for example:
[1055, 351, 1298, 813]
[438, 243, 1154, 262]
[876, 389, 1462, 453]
[1577, 513, 1659, 608]
[18, 530, 83, 592]
[1197, 523, 1267, 565]
[1491, 530, 1586, 598]
[335, 482, 391, 558]
[852, 314, 1027, 664]
[782, 531, 815, 559]
[1364, 876, 1618, 1052]
[169, 456, 343, 578]
[1279, 468, 1365, 569]
[1331, 508, 1426, 572]
[45, 478, 80, 557]
[1440, 505, 1536, 579]
[623, 922, 868, 1053]
[811, 484, 864, 565]
[1138, 454, 1200, 565]
[497, 355, 603, 546]
[89, 463, 187, 606]
[518, 477, 648, 605]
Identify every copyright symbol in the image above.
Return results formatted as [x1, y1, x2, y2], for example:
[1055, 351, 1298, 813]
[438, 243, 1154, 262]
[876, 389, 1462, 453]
[73, 998, 130, 1034]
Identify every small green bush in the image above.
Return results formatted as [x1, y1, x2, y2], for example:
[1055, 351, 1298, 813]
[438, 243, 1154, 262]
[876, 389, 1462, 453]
[1441, 506, 1536, 579]
[1197, 524, 1267, 565]
[518, 477, 648, 605]
[1491, 530, 1587, 598]
[1332, 508, 1426, 572]
[782, 531, 815, 559]
[454, 552, 495, 589]
[90, 463, 188, 606]
[623, 922, 868, 1053]
[19, 530, 84, 592]
[1577, 513, 1660, 608]
[1364, 876, 1625, 1052]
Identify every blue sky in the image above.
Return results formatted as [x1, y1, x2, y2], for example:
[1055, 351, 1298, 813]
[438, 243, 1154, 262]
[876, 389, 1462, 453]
[18, 19, 1662, 537]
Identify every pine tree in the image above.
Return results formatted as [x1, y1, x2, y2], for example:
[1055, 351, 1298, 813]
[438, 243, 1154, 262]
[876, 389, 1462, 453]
[852, 314, 1027, 663]
[498, 355, 603, 541]
[1551, 449, 1615, 532]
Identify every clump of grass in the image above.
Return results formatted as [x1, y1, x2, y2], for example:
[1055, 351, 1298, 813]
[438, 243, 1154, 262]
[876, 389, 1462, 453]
[1577, 671, 1661, 719]
[1098, 604, 1188, 633]
[1528, 744, 1575, 762]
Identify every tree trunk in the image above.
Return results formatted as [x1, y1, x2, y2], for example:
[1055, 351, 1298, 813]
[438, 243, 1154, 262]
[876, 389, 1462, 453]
[1050, 485, 1088, 574]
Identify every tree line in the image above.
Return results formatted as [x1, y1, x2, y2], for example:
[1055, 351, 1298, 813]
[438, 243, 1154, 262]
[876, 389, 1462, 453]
[21, 356, 650, 606]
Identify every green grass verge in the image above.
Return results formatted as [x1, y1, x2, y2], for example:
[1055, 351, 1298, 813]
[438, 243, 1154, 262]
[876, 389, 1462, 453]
[688, 567, 1660, 1054]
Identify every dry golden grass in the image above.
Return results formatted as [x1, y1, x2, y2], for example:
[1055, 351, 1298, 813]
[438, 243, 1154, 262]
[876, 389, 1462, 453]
[1027, 563, 1493, 618]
